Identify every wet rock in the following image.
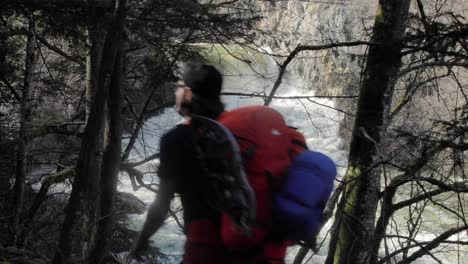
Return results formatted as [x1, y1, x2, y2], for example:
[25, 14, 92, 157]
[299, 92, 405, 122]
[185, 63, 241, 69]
[115, 192, 146, 215]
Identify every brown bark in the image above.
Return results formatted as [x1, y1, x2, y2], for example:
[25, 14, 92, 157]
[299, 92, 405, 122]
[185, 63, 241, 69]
[86, 34, 124, 264]
[85, 9, 106, 123]
[80, 9, 108, 254]
[325, 1, 411, 264]
[53, 0, 127, 262]
[13, 17, 38, 245]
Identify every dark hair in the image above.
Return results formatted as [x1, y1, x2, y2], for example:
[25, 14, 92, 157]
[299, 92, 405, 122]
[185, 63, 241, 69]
[182, 62, 223, 100]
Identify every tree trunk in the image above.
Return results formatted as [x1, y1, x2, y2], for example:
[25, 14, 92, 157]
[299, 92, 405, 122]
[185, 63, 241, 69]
[85, 13, 105, 122]
[53, 45, 106, 264]
[13, 17, 38, 245]
[325, 1, 411, 264]
[86, 35, 124, 264]
[53, 1, 127, 262]
[81, 6, 108, 258]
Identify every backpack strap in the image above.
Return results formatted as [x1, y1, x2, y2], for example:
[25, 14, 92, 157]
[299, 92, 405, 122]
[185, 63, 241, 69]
[292, 139, 308, 150]
[287, 126, 308, 159]
[234, 134, 256, 161]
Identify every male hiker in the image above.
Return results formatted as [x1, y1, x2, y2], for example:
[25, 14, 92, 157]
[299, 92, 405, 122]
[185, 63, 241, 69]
[130, 62, 228, 264]
[130, 62, 335, 264]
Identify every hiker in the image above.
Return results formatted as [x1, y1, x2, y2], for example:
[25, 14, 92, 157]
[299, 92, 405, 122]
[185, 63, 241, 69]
[130, 62, 337, 264]
[129, 62, 227, 264]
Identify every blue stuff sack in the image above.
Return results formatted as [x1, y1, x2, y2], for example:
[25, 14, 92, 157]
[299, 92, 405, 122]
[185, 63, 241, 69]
[274, 151, 336, 242]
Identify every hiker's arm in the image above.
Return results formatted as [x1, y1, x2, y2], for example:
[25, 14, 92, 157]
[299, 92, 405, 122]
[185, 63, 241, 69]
[132, 132, 178, 250]
[131, 177, 175, 256]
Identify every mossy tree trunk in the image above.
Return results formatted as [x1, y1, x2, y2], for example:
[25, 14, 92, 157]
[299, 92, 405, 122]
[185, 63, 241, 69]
[325, 1, 411, 264]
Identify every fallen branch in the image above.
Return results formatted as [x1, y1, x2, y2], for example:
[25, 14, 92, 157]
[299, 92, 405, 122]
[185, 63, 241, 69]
[19, 168, 75, 244]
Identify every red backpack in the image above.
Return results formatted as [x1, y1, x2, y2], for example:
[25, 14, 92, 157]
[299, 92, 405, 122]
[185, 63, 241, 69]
[191, 105, 308, 254]
[215, 105, 307, 250]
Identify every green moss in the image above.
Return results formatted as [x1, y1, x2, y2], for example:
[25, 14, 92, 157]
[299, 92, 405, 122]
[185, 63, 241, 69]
[374, 4, 384, 25]
[45, 167, 75, 184]
[334, 167, 361, 264]
[391, 96, 409, 114]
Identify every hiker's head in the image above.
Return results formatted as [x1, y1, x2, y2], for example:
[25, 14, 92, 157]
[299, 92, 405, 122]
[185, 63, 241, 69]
[175, 62, 224, 118]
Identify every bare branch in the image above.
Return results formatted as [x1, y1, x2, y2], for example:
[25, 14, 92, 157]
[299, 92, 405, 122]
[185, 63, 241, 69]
[124, 96, 139, 120]
[391, 70, 451, 119]
[396, 226, 468, 264]
[393, 188, 449, 211]
[306, 98, 355, 116]
[384, 175, 468, 200]
[120, 164, 158, 193]
[119, 164, 183, 230]
[434, 140, 468, 151]
[167, 209, 184, 231]
[399, 61, 468, 76]
[415, 0, 430, 33]
[222, 92, 358, 99]
[124, 153, 160, 168]
[443, 240, 468, 245]
[19, 167, 75, 243]
[378, 235, 438, 264]
[121, 30, 193, 161]
[264, 41, 374, 106]
[36, 35, 85, 67]
[29, 122, 84, 138]
[0, 74, 21, 102]
[402, 26, 468, 56]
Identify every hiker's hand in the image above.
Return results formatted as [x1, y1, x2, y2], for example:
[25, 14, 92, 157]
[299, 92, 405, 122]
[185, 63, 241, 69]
[128, 238, 149, 261]
[298, 237, 317, 251]
[303, 237, 317, 251]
